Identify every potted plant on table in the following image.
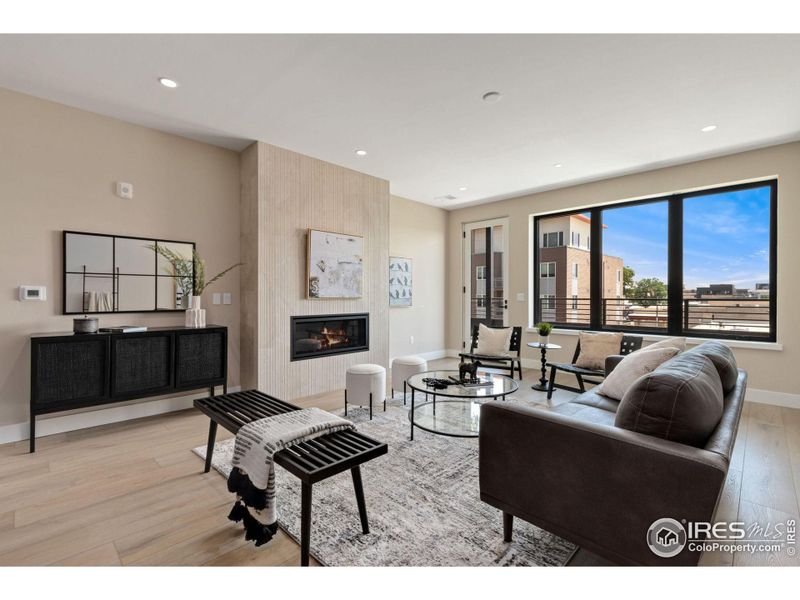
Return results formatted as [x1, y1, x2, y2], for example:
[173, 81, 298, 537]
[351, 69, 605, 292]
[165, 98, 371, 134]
[535, 322, 553, 346]
[149, 244, 242, 327]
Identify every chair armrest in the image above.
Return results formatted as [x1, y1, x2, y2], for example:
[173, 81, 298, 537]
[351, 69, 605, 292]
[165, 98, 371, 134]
[479, 402, 728, 565]
[605, 354, 625, 374]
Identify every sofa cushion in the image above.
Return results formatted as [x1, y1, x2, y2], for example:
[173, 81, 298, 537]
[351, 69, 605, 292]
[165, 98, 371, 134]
[571, 389, 621, 413]
[614, 352, 724, 447]
[575, 331, 623, 370]
[685, 341, 739, 393]
[597, 346, 680, 400]
[552, 402, 618, 427]
[475, 324, 511, 357]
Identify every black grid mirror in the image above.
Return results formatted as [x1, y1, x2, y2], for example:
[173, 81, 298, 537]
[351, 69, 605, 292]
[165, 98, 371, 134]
[63, 230, 196, 315]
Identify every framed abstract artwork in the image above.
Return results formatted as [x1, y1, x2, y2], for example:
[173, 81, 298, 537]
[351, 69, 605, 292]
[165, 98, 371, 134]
[389, 256, 412, 307]
[306, 229, 364, 298]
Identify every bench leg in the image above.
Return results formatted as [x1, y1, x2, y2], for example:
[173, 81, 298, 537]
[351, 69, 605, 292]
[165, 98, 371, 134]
[301, 481, 312, 567]
[351, 465, 370, 534]
[204, 420, 218, 473]
[503, 511, 513, 542]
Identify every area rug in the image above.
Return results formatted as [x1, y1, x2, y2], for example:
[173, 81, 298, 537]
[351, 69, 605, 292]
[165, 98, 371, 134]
[193, 399, 576, 566]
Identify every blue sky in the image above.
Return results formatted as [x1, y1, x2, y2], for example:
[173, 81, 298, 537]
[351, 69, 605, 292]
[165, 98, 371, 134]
[600, 185, 771, 290]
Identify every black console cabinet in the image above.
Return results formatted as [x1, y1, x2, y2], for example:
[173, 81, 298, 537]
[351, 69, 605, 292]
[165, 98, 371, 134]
[30, 325, 227, 453]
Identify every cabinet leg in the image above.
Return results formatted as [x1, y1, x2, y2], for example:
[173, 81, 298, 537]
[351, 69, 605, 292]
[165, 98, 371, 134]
[301, 482, 312, 566]
[29, 413, 36, 454]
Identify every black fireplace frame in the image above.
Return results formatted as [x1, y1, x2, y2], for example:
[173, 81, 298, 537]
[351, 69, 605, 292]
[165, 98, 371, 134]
[290, 313, 370, 361]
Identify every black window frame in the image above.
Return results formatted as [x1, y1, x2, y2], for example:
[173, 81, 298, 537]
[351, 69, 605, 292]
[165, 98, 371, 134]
[532, 179, 777, 343]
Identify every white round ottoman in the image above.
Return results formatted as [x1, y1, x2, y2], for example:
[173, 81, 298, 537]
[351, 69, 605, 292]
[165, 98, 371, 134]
[391, 356, 428, 404]
[345, 363, 386, 420]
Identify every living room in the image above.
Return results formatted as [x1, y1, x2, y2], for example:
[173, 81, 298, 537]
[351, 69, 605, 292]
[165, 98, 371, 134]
[1, 3, 799, 594]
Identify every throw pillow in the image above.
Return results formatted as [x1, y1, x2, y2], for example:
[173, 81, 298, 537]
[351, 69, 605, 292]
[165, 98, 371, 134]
[644, 336, 686, 353]
[615, 352, 724, 448]
[597, 346, 680, 400]
[685, 341, 739, 393]
[475, 324, 512, 357]
[574, 331, 623, 371]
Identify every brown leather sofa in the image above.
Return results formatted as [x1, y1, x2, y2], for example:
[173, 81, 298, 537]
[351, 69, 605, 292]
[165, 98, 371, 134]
[479, 341, 746, 566]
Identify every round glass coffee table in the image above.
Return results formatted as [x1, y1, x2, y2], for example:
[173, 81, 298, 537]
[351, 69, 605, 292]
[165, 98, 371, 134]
[405, 370, 519, 440]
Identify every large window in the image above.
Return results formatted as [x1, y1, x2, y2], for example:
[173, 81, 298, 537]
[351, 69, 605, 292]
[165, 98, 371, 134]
[532, 180, 776, 342]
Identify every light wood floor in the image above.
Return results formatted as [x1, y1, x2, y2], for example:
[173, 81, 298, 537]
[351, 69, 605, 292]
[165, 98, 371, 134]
[1, 357, 798, 566]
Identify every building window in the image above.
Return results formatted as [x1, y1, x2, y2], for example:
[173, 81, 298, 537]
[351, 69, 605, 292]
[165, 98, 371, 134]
[540, 262, 556, 278]
[532, 180, 776, 342]
[542, 231, 564, 248]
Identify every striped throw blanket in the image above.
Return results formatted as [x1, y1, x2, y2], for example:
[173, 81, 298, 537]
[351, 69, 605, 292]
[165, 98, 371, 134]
[226, 407, 355, 546]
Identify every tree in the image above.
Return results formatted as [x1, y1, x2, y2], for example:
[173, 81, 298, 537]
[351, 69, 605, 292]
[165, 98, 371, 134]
[622, 266, 636, 295]
[629, 277, 668, 307]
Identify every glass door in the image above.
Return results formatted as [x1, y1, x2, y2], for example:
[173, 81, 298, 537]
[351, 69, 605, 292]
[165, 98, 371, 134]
[463, 218, 509, 347]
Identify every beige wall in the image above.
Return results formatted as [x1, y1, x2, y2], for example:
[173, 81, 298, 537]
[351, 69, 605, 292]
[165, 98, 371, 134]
[239, 141, 390, 400]
[446, 142, 800, 395]
[389, 195, 447, 358]
[0, 88, 241, 429]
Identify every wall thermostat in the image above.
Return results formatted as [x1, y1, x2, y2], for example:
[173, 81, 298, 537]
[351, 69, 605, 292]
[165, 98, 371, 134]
[116, 181, 133, 199]
[20, 286, 47, 301]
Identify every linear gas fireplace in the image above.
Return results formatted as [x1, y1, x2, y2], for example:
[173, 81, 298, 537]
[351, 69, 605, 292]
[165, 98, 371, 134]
[290, 313, 369, 361]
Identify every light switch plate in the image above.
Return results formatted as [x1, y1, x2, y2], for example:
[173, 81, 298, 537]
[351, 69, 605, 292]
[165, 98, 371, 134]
[223, 293, 232, 305]
[212, 293, 221, 305]
[516, 293, 526, 302]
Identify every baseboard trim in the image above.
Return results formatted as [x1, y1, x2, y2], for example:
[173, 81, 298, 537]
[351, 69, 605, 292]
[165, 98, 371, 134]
[0, 386, 241, 445]
[745, 388, 800, 409]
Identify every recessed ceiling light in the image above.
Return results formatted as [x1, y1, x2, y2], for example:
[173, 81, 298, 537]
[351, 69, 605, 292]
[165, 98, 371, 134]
[158, 77, 178, 88]
[482, 91, 502, 103]
[458, 186, 468, 191]
[701, 125, 717, 132]
[355, 149, 367, 156]
[553, 163, 563, 168]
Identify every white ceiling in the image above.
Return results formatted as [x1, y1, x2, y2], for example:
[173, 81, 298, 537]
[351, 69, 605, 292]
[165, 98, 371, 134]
[1, 34, 799, 208]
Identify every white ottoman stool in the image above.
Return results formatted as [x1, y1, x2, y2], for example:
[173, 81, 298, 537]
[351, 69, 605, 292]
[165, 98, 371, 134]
[345, 364, 386, 420]
[391, 356, 428, 405]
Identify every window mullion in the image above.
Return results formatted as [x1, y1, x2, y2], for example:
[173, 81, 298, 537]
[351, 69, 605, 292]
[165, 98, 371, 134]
[667, 196, 684, 335]
[590, 208, 603, 330]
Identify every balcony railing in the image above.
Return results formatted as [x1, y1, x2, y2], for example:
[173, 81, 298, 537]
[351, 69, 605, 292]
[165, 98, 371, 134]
[683, 297, 770, 336]
[470, 297, 506, 326]
[537, 297, 771, 337]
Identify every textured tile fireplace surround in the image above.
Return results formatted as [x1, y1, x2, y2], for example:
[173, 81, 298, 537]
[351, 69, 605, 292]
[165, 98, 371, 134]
[239, 141, 390, 401]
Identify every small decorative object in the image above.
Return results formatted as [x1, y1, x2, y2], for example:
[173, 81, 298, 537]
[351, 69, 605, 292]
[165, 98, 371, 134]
[73, 316, 98, 334]
[150, 244, 242, 328]
[307, 229, 363, 299]
[389, 256, 412, 307]
[536, 322, 553, 346]
[458, 360, 479, 384]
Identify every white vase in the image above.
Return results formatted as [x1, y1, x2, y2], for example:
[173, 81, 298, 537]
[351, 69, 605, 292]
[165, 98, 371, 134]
[185, 295, 206, 328]
[538, 334, 550, 346]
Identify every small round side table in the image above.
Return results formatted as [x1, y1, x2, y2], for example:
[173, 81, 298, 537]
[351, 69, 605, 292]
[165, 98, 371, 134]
[527, 341, 562, 392]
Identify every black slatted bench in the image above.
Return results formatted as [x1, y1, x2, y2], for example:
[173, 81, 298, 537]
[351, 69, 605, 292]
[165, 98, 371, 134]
[194, 389, 388, 566]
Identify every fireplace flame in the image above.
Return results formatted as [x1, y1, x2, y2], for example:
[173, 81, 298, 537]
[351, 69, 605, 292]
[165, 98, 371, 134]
[319, 326, 349, 347]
